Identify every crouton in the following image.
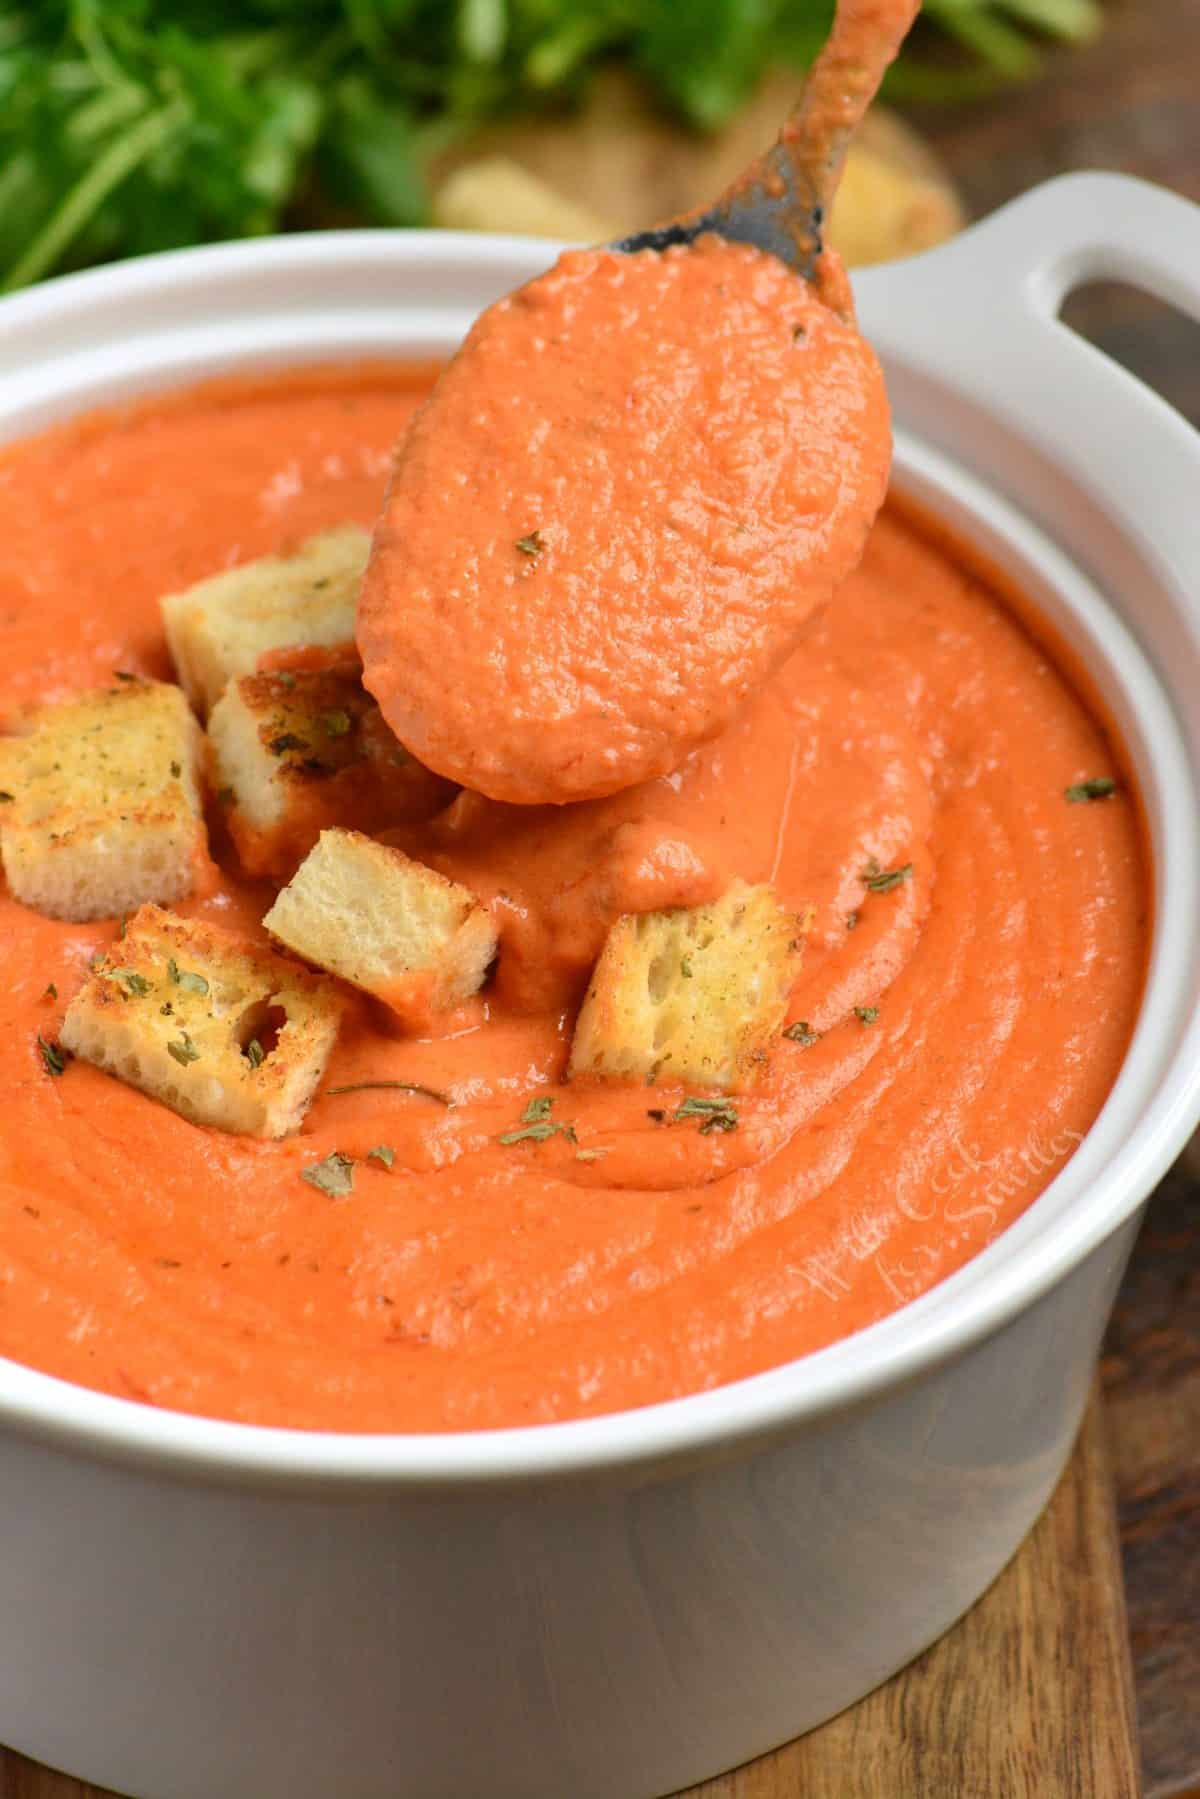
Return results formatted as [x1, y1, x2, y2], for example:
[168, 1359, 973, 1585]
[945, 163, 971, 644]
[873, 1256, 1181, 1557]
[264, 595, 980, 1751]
[61, 904, 343, 1138]
[263, 829, 497, 1029]
[568, 880, 809, 1093]
[208, 668, 454, 881]
[160, 525, 369, 716]
[0, 680, 206, 922]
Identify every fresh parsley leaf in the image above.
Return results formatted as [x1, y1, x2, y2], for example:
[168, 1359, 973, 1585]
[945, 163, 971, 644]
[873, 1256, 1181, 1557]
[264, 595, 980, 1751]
[783, 1020, 820, 1045]
[1065, 777, 1117, 803]
[499, 1096, 577, 1145]
[302, 1150, 356, 1197]
[167, 1032, 201, 1065]
[854, 1005, 879, 1025]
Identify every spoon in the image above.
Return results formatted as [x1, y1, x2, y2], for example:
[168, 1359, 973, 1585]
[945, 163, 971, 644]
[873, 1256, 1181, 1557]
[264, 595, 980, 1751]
[615, 0, 922, 291]
[360, 0, 922, 807]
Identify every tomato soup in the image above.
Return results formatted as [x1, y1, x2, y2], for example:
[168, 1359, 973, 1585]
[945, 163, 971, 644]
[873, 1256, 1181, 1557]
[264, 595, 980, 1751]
[0, 364, 1146, 1432]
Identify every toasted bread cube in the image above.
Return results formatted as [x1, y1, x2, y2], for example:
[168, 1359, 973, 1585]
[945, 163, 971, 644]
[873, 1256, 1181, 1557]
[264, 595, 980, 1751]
[264, 829, 497, 1028]
[568, 880, 809, 1093]
[0, 680, 206, 923]
[208, 668, 454, 881]
[61, 905, 343, 1138]
[161, 525, 370, 716]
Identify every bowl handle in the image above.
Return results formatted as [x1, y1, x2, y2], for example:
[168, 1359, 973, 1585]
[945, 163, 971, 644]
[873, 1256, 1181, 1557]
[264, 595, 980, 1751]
[865, 171, 1200, 596]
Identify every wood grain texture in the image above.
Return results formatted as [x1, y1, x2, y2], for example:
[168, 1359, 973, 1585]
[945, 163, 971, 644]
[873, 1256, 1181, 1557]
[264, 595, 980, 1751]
[681, 1394, 1140, 1799]
[0, 1396, 1136, 1799]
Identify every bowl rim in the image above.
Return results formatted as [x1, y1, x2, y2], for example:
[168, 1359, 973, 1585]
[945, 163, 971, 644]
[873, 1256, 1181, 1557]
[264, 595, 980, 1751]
[0, 223, 1197, 1491]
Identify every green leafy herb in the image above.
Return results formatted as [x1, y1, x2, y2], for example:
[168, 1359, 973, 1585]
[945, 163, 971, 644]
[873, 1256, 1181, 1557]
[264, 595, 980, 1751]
[783, 1020, 820, 1046]
[672, 1095, 739, 1135]
[515, 531, 546, 558]
[0, 4, 1098, 296]
[100, 966, 152, 997]
[322, 709, 352, 738]
[167, 1032, 201, 1065]
[37, 1034, 67, 1076]
[367, 1144, 395, 1168]
[301, 1150, 356, 1197]
[861, 859, 913, 894]
[1065, 777, 1117, 803]
[167, 957, 209, 996]
[325, 1080, 452, 1106]
[499, 1093, 577, 1145]
[245, 1038, 266, 1069]
[854, 1005, 879, 1025]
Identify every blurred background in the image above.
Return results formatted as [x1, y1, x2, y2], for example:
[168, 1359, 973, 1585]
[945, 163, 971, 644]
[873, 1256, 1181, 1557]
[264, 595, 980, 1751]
[1, 4, 1197, 1793]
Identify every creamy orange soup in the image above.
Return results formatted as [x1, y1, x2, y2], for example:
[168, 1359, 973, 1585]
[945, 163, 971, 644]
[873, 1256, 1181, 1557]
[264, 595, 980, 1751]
[0, 364, 1145, 1431]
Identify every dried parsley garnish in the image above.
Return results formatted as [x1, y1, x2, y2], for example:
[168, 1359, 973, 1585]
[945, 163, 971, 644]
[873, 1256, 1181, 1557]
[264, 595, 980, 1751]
[301, 1151, 356, 1197]
[325, 1079, 451, 1106]
[515, 530, 545, 557]
[245, 1038, 265, 1069]
[100, 966, 152, 996]
[167, 1032, 200, 1065]
[854, 1005, 879, 1025]
[673, 1096, 738, 1135]
[1065, 777, 1117, 804]
[322, 710, 352, 738]
[783, 1021, 820, 1046]
[37, 1034, 67, 1076]
[499, 1094, 577, 1146]
[861, 858, 912, 894]
[268, 732, 306, 756]
[167, 957, 209, 996]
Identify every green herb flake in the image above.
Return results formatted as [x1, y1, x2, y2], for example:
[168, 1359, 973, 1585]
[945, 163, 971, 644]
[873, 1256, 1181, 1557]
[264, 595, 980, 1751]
[167, 1032, 200, 1066]
[861, 859, 913, 894]
[37, 1035, 67, 1077]
[167, 957, 209, 996]
[672, 1096, 739, 1135]
[515, 530, 545, 558]
[268, 732, 306, 756]
[322, 709, 352, 738]
[855, 1005, 880, 1025]
[680, 955, 694, 979]
[42, 982, 57, 1001]
[499, 1096, 577, 1146]
[169, 759, 182, 778]
[324, 1080, 452, 1106]
[245, 1038, 265, 1069]
[367, 1144, 395, 1168]
[783, 1020, 820, 1046]
[301, 1151, 356, 1198]
[1065, 777, 1117, 804]
[100, 966, 152, 996]
[113, 669, 138, 682]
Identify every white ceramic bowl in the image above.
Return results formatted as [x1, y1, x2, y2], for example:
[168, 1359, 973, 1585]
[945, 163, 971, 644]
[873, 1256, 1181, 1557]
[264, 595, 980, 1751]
[0, 172, 1197, 1799]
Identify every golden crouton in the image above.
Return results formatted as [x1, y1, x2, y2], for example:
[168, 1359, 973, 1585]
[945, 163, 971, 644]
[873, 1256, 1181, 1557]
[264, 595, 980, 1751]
[61, 904, 343, 1138]
[160, 525, 369, 716]
[568, 880, 809, 1093]
[208, 668, 454, 880]
[263, 828, 497, 1029]
[0, 679, 206, 923]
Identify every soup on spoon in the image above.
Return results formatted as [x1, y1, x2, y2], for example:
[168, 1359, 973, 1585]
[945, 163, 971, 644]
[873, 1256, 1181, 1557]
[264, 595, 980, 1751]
[359, 0, 919, 805]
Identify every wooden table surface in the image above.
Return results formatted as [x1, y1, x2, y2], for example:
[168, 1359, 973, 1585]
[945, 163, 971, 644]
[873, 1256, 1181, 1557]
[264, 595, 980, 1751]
[912, 2, 1200, 1790]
